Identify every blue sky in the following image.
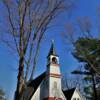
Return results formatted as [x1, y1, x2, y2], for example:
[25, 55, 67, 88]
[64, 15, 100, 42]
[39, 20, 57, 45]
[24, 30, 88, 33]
[0, 0, 100, 100]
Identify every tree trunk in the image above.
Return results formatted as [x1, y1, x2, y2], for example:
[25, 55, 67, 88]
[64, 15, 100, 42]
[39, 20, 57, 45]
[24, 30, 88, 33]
[15, 56, 24, 100]
[92, 74, 98, 100]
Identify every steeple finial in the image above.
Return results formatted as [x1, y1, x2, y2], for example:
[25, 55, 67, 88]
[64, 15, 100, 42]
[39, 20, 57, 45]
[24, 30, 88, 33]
[48, 39, 57, 57]
[52, 39, 54, 44]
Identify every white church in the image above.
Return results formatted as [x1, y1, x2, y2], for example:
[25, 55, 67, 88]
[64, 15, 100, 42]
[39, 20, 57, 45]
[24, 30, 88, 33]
[23, 41, 83, 100]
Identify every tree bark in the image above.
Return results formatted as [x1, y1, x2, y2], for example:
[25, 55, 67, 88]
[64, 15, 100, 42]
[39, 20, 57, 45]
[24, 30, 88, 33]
[92, 74, 98, 100]
[15, 56, 24, 100]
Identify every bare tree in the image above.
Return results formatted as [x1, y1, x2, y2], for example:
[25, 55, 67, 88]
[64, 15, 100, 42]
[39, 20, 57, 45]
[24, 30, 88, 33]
[0, 0, 74, 99]
[77, 16, 93, 38]
[62, 66, 84, 91]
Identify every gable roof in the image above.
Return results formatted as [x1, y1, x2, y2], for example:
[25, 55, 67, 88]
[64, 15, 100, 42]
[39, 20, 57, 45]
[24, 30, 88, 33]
[23, 72, 46, 100]
[23, 73, 79, 100]
[63, 88, 76, 100]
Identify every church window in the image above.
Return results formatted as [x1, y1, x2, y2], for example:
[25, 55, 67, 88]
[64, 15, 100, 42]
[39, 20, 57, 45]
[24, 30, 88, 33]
[52, 81, 60, 98]
[52, 57, 57, 64]
[54, 97, 58, 100]
[54, 81, 57, 88]
[73, 98, 76, 100]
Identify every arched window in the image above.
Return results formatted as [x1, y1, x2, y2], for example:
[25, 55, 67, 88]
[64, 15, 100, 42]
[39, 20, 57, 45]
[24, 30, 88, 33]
[52, 57, 57, 64]
[54, 82, 57, 88]
[54, 97, 58, 100]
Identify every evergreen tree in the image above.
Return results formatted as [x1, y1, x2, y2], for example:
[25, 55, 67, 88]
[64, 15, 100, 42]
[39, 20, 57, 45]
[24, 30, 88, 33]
[72, 37, 100, 100]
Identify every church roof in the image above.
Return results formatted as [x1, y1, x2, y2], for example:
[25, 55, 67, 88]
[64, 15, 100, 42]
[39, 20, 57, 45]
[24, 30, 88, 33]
[23, 72, 78, 100]
[63, 88, 76, 100]
[47, 40, 57, 57]
[23, 72, 46, 100]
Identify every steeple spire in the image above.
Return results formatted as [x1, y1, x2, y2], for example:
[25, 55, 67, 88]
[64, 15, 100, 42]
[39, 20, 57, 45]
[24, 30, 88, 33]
[48, 40, 57, 57]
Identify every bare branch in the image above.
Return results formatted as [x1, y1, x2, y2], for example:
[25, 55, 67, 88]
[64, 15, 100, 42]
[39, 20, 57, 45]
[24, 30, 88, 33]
[3, 0, 20, 55]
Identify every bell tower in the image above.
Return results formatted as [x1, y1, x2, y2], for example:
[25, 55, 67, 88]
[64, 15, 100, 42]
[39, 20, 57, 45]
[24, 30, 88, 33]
[47, 40, 59, 66]
[44, 40, 65, 100]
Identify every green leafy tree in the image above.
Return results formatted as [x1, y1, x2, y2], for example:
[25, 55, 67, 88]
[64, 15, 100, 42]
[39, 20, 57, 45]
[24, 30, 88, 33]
[72, 37, 100, 100]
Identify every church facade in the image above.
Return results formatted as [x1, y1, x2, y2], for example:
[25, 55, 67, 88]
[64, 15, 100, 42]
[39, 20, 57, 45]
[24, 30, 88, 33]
[23, 41, 83, 100]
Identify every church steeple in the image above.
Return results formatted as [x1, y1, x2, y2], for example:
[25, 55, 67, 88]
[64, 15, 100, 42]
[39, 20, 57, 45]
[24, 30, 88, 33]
[47, 40, 59, 65]
[44, 40, 65, 100]
[48, 40, 57, 57]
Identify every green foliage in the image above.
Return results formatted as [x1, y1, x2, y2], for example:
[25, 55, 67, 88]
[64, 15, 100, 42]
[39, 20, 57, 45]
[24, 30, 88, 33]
[71, 70, 82, 74]
[75, 38, 100, 50]
[72, 37, 100, 99]
[84, 76, 92, 82]
[73, 37, 100, 73]
[84, 86, 93, 100]
[84, 85, 92, 94]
